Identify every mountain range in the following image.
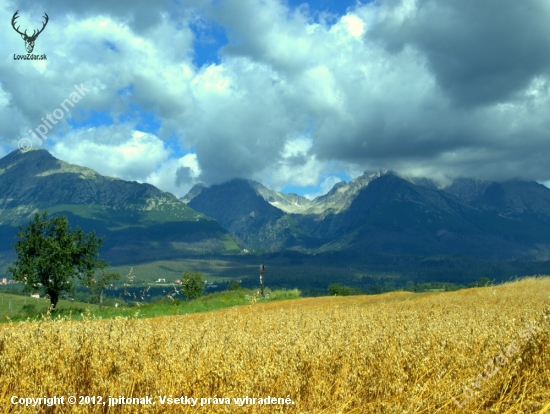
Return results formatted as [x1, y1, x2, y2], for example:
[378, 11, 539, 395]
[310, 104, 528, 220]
[2, 149, 550, 276]
[0, 149, 240, 270]
[185, 171, 550, 259]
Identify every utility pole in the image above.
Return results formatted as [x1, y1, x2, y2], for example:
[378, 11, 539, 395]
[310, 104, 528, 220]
[259, 264, 265, 297]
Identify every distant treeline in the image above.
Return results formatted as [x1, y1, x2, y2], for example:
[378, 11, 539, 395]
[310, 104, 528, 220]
[3, 250, 548, 302]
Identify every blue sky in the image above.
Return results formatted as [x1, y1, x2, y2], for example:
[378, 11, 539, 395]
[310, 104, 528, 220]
[2, 0, 550, 198]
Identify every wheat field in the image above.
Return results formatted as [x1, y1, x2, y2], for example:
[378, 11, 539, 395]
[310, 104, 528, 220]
[1, 277, 550, 413]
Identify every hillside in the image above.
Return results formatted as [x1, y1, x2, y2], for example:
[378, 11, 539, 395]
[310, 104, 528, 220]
[0, 149, 240, 268]
[185, 172, 550, 259]
[188, 179, 318, 249]
[299, 173, 550, 257]
[182, 171, 385, 216]
[3, 149, 550, 273]
[472, 180, 550, 216]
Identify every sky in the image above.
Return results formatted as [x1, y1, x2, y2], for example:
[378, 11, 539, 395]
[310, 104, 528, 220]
[1, 0, 550, 199]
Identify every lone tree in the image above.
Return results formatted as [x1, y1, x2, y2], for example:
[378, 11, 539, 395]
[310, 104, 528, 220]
[180, 270, 205, 300]
[8, 212, 107, 310]
[82, 268, 121, 309]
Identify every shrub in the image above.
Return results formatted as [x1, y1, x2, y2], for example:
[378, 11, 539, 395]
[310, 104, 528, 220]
[228, 280, 242, 291]
[469, 277, 493, 288]
[328, 283, 352, 296]
[180, 270, 205, 300]
[20, 304, 37, 316]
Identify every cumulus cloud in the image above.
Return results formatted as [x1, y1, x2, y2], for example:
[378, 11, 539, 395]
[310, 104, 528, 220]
[368, 0, 550, 107]
[10, 0, 204, 33]
[147, 153, 201, 197]
[50, 127, 170, 181]
[259, 136, 329, 190]
[1, 0, 550, 199]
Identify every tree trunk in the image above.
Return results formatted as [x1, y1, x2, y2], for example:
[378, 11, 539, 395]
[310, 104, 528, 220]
[48, 290, 59, 311]
[99, 289, 103, 310]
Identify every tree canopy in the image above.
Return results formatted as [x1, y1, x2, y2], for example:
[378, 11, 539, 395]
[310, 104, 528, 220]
[82, 268, 121, 309]
[8, 212, 106, 309]
[180, 270, 205, 300]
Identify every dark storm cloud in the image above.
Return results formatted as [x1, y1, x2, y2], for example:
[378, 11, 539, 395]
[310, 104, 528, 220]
[368, 0, 550, 107]
[300, 0, 550, 184]
[175, 166, 194, 187]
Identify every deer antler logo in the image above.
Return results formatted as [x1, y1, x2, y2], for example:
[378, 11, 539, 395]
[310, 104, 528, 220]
[11, 11, 49, 54]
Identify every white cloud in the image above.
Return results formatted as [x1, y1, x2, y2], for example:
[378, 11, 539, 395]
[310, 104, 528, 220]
[192, 64, 232, 94]
[339, 14, 365, 37]
[282, 137, 312, 158]
[50, 127, 170, 182]
[146, 153, 201, 198]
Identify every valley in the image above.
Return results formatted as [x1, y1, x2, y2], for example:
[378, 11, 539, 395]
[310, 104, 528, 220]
[3, 149, 550, 299]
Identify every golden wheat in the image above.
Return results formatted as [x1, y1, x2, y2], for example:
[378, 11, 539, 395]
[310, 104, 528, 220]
[1, 277, 550, 413]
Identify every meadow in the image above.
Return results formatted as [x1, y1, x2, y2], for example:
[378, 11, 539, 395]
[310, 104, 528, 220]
[0, 288, 300, 322]
[1, 277, 549, 413]
[0, 293, 98, 318]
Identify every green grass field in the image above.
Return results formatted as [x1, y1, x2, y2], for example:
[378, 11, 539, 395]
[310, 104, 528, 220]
[0, 292, 99, 319]
[0, 288, 300, 323]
